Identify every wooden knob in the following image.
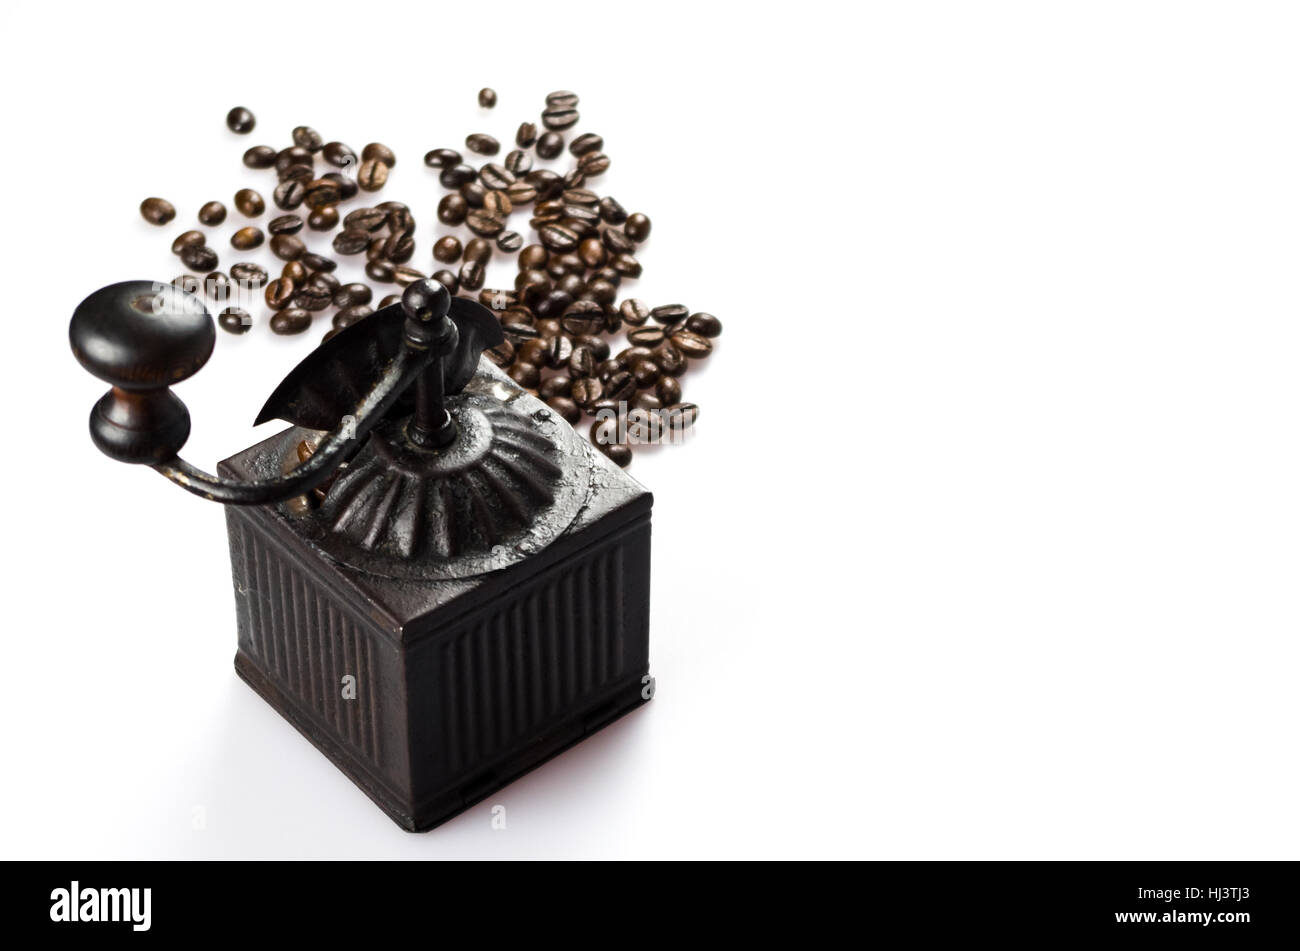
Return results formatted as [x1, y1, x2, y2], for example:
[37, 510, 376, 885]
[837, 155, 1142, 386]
[69, 281, 215, 464]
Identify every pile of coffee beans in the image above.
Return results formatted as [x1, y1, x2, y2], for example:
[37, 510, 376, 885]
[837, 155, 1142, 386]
[136, 92, 720, 467]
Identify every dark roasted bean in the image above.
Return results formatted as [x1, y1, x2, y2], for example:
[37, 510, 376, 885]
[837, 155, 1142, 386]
[270, 234, 306, 261]
[546, 396, 581, 424]
[385, 231, 416, 263]
[515, 121, 537, 148]
[361, 142, 396, 166]
[535, 131, 564, 159]
[265, 277, 295, 309]
[343, 207, 386, 232]
[618, 346, 656, 369]
[366, 259, 395, 283]
[478, 87, 497, 108]
[542, 105, 579, 130]
[268, 214, 304, 235]
[562, 167, 586, 189]
[651, 303, 688, 325]
[508, 363, 540, 389]
[357, 158, 389, 191]
[333, 304, 374, 329]
[562, 188, 599, 207]
[504, 149, 532, 174]
[278, 162, 313, 183]
[600, 442, 633, 467]
[578, 152, 610, 177]
[322, 141, 357, 168]
[602, 228, 635, 255]
[633, 359, 661, 389]
[571, 376, 603, 408]
[577, 237, 607, 269]
[569, 345, 596, 379]
[569, 133, 603, 157]
[671, 329, 713, 358]
[440, 163, 478, 188]
[625, 212, 652, 242]
[203, 271, 232, 301]
[656, 343, 687, 376]
[325, 172, 358, 200]
[198, 201, 226, 226]
[140, 197, 175, 225]
[308, 205, 339, 231]
[424, 147, 462, 168]
[586, 279, 618, 306]
[226, 107, 255, 133]
[231, 226, 264, 250]
[611, 252, 642, 277]
[303, 178, 342, 207]
[270, 308, 311, 335]
[634, 392, 663, 412]
[557, 273, 586, 298]
[686, 312, 722, 338]
[291, 124, 322, 151]
[501, 305, 534, 327]
[218, 307, 252, 334]
[663, 402, 699, 432]
[171, 230, 206, 254]
[393, 265, 427, 287]
[533, 289, 573, 319]
[431, 270, 459, 294]
[605, 369, 636, 402]
[233, 188, 265, 217]
[180, 244, 218, 271]
[333, 282, 372, 308]
[480, 163, 515, 190]
[306, 271, 340, 295]
[546, 90, 579, 108]
[332, 228, 369, 255]
[466, 211, 504, 237]
[486, 339, 515, 367]
[292, 290, 331, 312]
[458, 259, 485, 291]
[243, 144, 276, 168]
[561, 304, 605, 337]
[302, 252, 336, 273]
[433, 236, 462, 264]
[598, 195, 628, 225]
[465, 133, 500, 155]
[463, 237, 492, 265]
[496, 230, 523, 252]
[505, 181, 538, 205]
[230, 262, 268, 286]
[437, 193, 468, 226]
[538, 223, 579, 252]
[272, 180, 305, 210]
[540, 374, 573, 399]
[545, 334, 574, 368]
[628, 326, 666, 347]
[482, 190, 512, 216]
[519, 244, 548, 270]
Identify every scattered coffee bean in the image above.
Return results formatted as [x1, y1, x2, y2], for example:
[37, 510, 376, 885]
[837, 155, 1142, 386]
[307, 206, 339, 231]
[230, 262, 268, 286]
[625, 212, 652, 242]
[233, 189, 265, 218]
[478, 87, 497, 108]
[180, 244, 218, 271]
[437, 193, 468, 226]
[270, 234, 306, 261]
[198, 201, 227, 226]
[686, 312, 722, 338]
[218, 307, 252, 334]
[602, 228, 635, 255]
[242, 145, 276, 168]
[393, 265, 427, 287]
[466, 133, 500, 155]
[302, 252, 336, 273]
[424, 148, 461, 168]
[265, 277, 295, 309]
[361, 142, 396, 167]
[466, 211, 504, 237]
[482, 190, 512, 216]
[504, 149, 533, 175]
[539, 223, 579, 252]
[140, 197, 176, 225]
[231, 226, 264, 250]
[332, 282, 372, 308]
[618, 299, 649, 327]
[578, 152, 610, 177]
[171, 230, 206, 254]
[303, 178, 341, 208]
[268, 214, 303, 235]
[366, 259, 395, 283]
[333, 304, 374, 329]
[432, 236, 462, 264]
[546, 90, 579, 107]
[323, 141, 357, 168]
[542, 105, 579, 130]
[536, 132, 564, 159]
[569, 133, 603, 157]
[440, 163, 478, 189]
[571, 376, 603, 408]
[656, 343, 687, 376]
[651, 303, 688, 325]
[281, 260, 308, 284]
[292, 125, 323, 152]
[226, 107, 255, 134]
[271, 179, 305, 211]
[628, 326, 665, 347]
[270, 308, 311, 335]
[458, 259, 485, 291]
[546, 396, 581, 424]
[487, 339, 516, 367]
[204, 271, 232, 301]
[496, 230, 523, 252]
[611, 252, 642, 277]
[598, 195, 628, 225]
[480, 163, 515, 190]
[357, 157, 389, 191]
[463, 237, 492, 265]
[670, 329, 713, 358]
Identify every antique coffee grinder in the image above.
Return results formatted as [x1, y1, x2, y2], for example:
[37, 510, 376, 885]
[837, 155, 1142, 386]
[69, 279, 653, 831]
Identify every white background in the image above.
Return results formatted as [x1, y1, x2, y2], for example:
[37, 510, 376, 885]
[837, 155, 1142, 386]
[1, 1, 1298, 858]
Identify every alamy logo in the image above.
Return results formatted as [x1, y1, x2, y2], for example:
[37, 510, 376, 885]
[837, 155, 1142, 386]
[49, 881, 151, 932]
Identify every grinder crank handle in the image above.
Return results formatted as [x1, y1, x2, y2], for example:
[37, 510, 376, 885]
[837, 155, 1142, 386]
[68, 280, 453, 505]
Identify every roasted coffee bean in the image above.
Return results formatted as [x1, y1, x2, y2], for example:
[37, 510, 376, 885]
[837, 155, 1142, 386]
[226, 106, 255, 133]
[385, 231, 416, 263]
[424, 147, 461, 168]
[599, 442, 632, 467]
[203, 271, 232, 301]
[503, 149, 532, 175]
[477, 87, 497, 108]
[276, 144, 312, 169]
[230, 262, 268, 286]
[562, 167, 586, 189]
[279, 162, 313, 183]
[270, 308, 311, 335]
[465, 133, 500, 156]
[611, 252, 642, 278]
[479, 288, 518, 310]
[361, 142, 396, 167]
[518, 338, 549, 367]
[539, 374, 573, 400]
[650, 303, 688, 325]
[306, 271, 340, 295]
[605, 369, 637, 402]
[171, 230, 206, 254]
[538, 223, 579, 252]
[587, 279, 619, 307]
[504, 320, 541, 343]
[365, 259, 395, 283]
[333, 304, 374, 330]
[333, 229, 370, 256]
[433, 194, 466, 227]
[268, 214, 303, 235]
[536, 317, 563, 338]
[546, 90, 579, 108]
[576, 237, 607, 269]
[480, 163, 515, 190]
[545, 334, 574, 368]
[632, 359, 661, 389]
[463, 237, 493, 265]
[501, 305, 535, 327]
[534, 288, 573, 319]
[508, 363, 540, 389]
[197, 201, 227, 226]
[566, 133, 602, 157]
[618, 345, 656, 368]
[542, 105, 579, 130]
[535, 131, 564, 159]
[180, 244, 218, 271]
[663, 402, 699, 432]
[433, 235, 462, 264]
[571, 376, 602, 408]
[427, 271, 458, 295]
[590, 417, 619, 446]
[272, 180, 305, 210]
[332, 282, 372, 308]
[140, 197, 176, 225]
[671, 329, 713, 358]
[482, 190, 512, 216]
[569, 345, 596, 379]
[598, 195, 628, 225]
[302, 252, 336, 273]
[601, 228, 635, 256]
[557, 273, 587, 298]
[339, 208, 381, 233]
[486, 339, 515, 367]
[231, 226, 264, 250]
[684, 312, 722, 338]
[169, 273, 196, 294]
[357, 158, 389, 191]
[562, 188, 599, 207]
[322, 141, 357, 168]
[595, 358, 621, 381]
[656, 343, 687, 376]
[281, 260, 308, 284]
[466, 211, 504, 237]
[625, 213, 652, 242]
[303, 178, 341, 208]
[233, 189, 265, 218]
[376, 293, 400, 308]
[635, 392, 663, 412]
[458, 259, 485, 291]
[627, 326, 666, 347]
[307, 205, 339, 231]
[545, 396, 580, 424]
[561, 305, 605, 337]
[270, 234, 306, 261]
[390, 265, 424, 287]
[554, 251, 585, 274]
[218, 307, 252, 334]
[576, 334, 610, 362]
[496, 230, 523, 252]
[504, 181, 537, 205]
[562, 202, 600, 226]
[265, 277, 295, 309]
[236, 144, 274, 172]
[578, 152, 610, 177]
[440, 163, 478, 189]
[325, 172, 359, 201]
[292, 290, 331, 312]
[290, 124, 322, 152]
[518, 245, 548, 270]
[515, 121, 537, 148]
